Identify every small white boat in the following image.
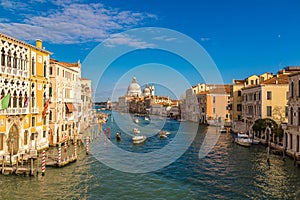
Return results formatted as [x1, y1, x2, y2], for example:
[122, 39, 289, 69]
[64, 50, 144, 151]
[134, 118, 139, 123]
[219, 126, 227, 133]
[158, 130, 167, 138]
[235, 133, 251, 147]
[144, 116, 149, 121]
[133, 128, 140, 134]
[132, 135, 147, 144]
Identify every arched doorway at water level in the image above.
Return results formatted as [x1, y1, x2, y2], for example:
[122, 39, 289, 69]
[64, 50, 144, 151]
[7, 124, 19, 155]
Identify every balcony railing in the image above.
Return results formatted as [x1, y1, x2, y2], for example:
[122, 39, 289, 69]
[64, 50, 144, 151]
[0, 107, 29, 115]
[0, 66, 29, 78]
[31, 107, 39, 113]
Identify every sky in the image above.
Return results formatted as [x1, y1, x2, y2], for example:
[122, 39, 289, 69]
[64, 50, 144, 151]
[1, 0, 300, 101]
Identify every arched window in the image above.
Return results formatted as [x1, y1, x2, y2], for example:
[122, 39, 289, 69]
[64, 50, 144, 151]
[31, 56, 35, 75]
[18, 91, 23, 108]
[291, 107, 294, 125]
[13, 91, 17, 108]
[298, 107, 300, 126]
[24, 92, 28, 107]
[291, 81, 294, 98]
[13, 52, 17, 68]
[44, 61, 47, 77]
[7, 50, 12, 67]
[1, 48, 5, 66]
[31, 92, 35, 108]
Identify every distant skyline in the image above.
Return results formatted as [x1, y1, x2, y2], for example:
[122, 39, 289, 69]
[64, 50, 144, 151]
[1, 0, 300, 101]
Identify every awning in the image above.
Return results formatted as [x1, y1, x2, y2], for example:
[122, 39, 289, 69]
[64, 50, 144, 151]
[66, 103, 74, 113]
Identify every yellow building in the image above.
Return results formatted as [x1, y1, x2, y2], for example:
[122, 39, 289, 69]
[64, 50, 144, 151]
[197, 85, 230, 125]
[0, 32, 51, 162]
[230, 72, 273, 132]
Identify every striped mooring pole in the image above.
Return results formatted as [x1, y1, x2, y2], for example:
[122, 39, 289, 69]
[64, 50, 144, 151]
[41, 150, 46, 176]
[86, 136, 89, 155]
[58, 143, 61, 165]
[64, 134, 67, 152]
[74, 141, 77, 157]
[108, 127, 111, 140]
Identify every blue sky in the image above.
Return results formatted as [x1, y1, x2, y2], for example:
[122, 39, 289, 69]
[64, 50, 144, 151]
[1, 0, 300, 101]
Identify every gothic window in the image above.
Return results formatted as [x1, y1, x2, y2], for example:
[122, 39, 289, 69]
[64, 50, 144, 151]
[32, 56, 35, 75]
[13, 52, 17, 68]
[44, 61, 47, 77]
[18, 91, 23, 108]
[7, 50, 12, 67]
[31, 92, 35, 108]
[1, 48, 5, 66]
[13, 91, 17, 108]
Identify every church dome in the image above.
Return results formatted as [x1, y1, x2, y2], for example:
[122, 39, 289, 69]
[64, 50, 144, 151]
[127, 76, 142, 97]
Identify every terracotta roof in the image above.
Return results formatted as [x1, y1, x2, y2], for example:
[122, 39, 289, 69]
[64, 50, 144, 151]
[196, 91, 209, 95]
[50, 58, 81, 68]
[80, 77, 90, 80]
[234, 79, 246, 84]
[261, 74, 288, 84]
[208, 85, 230, 94]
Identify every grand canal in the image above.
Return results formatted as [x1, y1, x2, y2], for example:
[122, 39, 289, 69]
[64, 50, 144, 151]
[1, 111, 300, 200]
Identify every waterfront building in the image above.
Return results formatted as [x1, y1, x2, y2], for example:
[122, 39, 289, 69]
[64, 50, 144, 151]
[183, 84, 229, 122]
[197, 85, 230, 124]
[49, 59, 81, 145]
[240, 67, 300, 132]
[230, 73, 273, 132]
[0, 33, 51, 160]
[80, 77, 93, 132]
[284, 70, 300, 156]
[116, 76, 176, 115]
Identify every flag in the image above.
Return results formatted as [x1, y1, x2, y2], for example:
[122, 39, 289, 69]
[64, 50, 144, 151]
[24, 95, 31, 108]
[42, 98, 50, 118]
[0, 93, 10, 110]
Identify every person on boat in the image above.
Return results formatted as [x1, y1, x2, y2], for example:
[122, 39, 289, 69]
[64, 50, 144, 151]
[116, 132, 121, 141]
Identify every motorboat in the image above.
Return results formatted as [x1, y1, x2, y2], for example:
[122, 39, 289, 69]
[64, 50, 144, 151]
[132, 135, 147, 144]
[235, 133, 251, 147]
[219, 126, 227, 133]
[134, 118, 139, 123]
[133, 128, 140, 134]
[158, 130, 168, 138]
[144, 116, 150, 121]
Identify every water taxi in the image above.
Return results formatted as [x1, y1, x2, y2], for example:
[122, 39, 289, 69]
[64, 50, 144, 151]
[235, 133, 251, 147]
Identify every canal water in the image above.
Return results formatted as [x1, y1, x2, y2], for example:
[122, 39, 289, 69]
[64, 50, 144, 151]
[1, 111, 300, 200]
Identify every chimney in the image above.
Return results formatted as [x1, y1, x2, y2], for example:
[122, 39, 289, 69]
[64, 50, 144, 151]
[36, 39, 42, 49]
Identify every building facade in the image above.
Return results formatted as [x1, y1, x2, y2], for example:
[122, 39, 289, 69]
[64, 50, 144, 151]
[197, 86, 230, 125]
[0, 33, 51, 162]
[49, 59, 81, 145]
[284, 72, 300, 156]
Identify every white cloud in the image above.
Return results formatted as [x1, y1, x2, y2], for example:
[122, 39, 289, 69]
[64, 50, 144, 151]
[0, 0, 28, 10]
[104, 33, 155, 48]
[0, 2, 157, 44]
[153, 35, 177, 42]
[200, 37, 210, 41]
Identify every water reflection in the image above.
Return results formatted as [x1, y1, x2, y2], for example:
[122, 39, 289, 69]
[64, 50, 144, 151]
[0, 113, 300, 199]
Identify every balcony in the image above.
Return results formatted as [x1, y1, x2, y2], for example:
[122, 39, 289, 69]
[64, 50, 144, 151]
[31, 107, 39, 113]
[0, 66, 29, 78]
[0, 107, 29, 115]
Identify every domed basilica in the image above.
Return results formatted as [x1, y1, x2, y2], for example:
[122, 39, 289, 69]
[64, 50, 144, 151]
[127, 76, 154, 97]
